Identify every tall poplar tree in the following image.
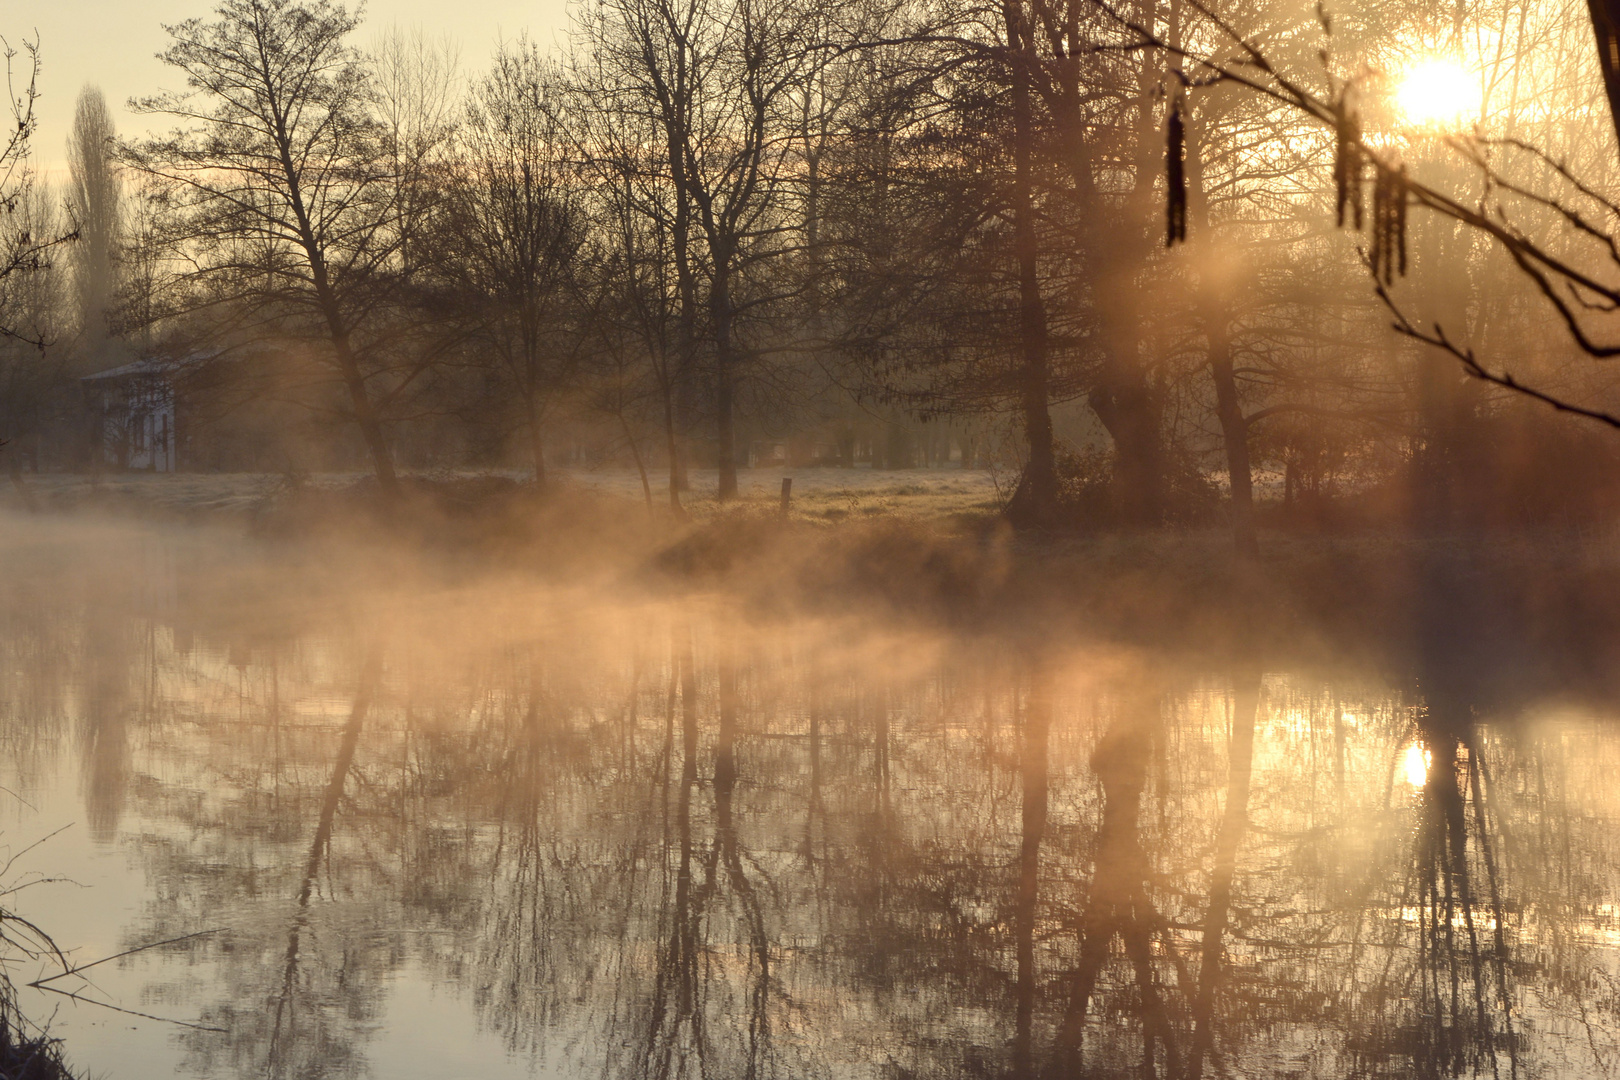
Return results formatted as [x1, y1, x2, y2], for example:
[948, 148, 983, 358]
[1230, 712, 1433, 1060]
[66, 86, 121, 360]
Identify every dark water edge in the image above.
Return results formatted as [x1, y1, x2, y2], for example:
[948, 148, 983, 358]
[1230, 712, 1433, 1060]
[2, 509, 1620, 1079]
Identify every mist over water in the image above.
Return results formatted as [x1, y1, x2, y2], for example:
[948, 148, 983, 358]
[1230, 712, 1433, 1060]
[0, 511, 1612, 1080]
[8, 0, 1620, 1065]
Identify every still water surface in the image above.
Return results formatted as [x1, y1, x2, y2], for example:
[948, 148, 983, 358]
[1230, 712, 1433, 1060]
[2, 515, 1618, 1079]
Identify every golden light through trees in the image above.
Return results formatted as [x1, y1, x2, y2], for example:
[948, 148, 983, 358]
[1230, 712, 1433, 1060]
[1393, 56, 1475, 130]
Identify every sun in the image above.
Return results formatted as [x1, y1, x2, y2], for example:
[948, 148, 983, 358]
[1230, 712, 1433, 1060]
[1393, 57, 1475, 130]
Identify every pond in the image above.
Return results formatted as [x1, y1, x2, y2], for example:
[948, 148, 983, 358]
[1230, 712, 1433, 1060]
[0, 514, 1616, 1079]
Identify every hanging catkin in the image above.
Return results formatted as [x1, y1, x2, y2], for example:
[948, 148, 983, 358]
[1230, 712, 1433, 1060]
[1383, 167, 1397, 284]
[1395, 165, 1408, 276]
[1334, 105, 1364, 229]
[1166, 96, 1187, 246]
[1369, 165, 1385, 280]
[1330, 90, 1409, 282]
[1367, 164, 1409, 285]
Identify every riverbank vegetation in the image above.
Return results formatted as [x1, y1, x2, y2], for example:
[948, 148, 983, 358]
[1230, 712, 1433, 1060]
[1, 0, 1620, 553]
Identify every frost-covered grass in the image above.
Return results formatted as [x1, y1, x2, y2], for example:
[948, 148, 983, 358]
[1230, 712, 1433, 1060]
[563, 465, 1007, 521]
[0, 466, 1009, 523]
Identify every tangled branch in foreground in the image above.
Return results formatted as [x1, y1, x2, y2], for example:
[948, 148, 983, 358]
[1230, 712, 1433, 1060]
[1116, 0, 1620, 426]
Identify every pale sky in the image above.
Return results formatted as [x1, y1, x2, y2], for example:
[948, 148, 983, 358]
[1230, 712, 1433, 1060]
[11, 0, 573, 179]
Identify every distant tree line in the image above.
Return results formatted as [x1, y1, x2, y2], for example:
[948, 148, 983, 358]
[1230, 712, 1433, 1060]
[4, 0, 1620, 541]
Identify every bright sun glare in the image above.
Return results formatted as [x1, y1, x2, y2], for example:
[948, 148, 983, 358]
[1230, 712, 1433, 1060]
[1394, 57, 1474, 130]
[1402, 742, 1432, 787]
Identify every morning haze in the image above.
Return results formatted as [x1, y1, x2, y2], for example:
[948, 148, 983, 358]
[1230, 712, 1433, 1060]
[22, 0, 569, 177]
[3, 0, 1620, 1077]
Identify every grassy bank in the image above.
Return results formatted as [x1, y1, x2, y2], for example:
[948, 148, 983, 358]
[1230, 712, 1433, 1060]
[0, 466, 1007, 526]
[0, 1001, 75, 1080]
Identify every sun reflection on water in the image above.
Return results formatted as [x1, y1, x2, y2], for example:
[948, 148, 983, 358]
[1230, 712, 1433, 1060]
[1402, 741, 1432, 786]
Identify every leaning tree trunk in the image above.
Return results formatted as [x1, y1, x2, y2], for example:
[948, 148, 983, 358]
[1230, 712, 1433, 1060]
[328, 324, 399, 499]
[282, 133, 399, 501]
[308, 245, 397, 497]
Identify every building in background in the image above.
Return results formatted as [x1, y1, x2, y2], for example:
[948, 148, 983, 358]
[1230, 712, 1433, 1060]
[81, 358, 180, 472]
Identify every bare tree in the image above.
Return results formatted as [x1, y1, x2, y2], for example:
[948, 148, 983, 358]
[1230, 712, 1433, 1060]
[568, 38, 699, 511]
[125, 0, 405, 496]
[0, 182, 69, 474]
[371, 26, 459, 284]
[0, 34, 75, 478]
[443, 41, 584, 486]
[576, 0, 829, 500]
[0, 36, 72, 350]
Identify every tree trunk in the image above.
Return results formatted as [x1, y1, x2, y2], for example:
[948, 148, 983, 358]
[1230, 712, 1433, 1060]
[1089, 363, 1163, 525]
[651, 345, 685, 515]
[671, 129, 698, 498]
[1209, 320, 1257, 557]
[1187, 102, 1256, 556]
[1413, 219, 1478, 531]
[713, 263, 739, 502]
[1086, 31, 1166, 528]
[528, 394, 548, 489]
[619, 411, 653, 508]
[278, 123, 398, 500]
[331, 329, 399, 499]
[1003, 0, 1057, 526]
[665, 389, 685, 514]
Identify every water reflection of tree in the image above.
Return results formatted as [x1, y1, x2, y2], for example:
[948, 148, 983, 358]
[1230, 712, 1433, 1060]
[1356, 695, 1518, 1079]
[1053, 687, 1183, 1077]
[628, 633, 775, 1080]
[634, 626, 706, 1079]
[0, 536, 154, 817]
[75, 593, 138, 842]
[262, 651, 379, 1077]
[166, 651, 390, 1080]
[26, 577, 1620, 1080]
[1185, 669, 1260, 1080]
[472, 661, 576, 1055]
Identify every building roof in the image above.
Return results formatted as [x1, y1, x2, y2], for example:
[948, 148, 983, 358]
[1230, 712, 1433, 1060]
[80, 351, 219, 383]
[80, 359, 171, 383]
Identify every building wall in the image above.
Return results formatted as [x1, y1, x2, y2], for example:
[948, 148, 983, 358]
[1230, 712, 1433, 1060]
[86, 371, 177, 473]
